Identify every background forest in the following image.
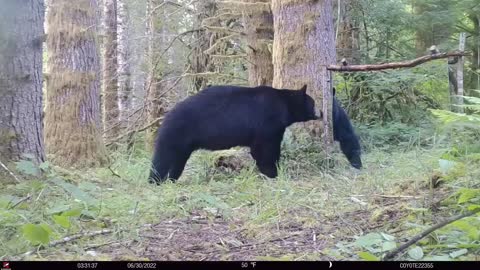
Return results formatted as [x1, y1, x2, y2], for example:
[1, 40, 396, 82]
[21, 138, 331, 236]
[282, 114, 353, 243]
[1, 0, 480, 261]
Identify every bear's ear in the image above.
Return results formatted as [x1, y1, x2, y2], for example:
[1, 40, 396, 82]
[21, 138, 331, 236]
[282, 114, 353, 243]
[299, 84, 307, 94]
[332, 87, 336, 96]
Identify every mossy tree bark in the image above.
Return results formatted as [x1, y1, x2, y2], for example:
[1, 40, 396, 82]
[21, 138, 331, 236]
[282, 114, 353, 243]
[336, 0, 360, 65]
[189, 0, 218, 92]
[45, 0, 108, 168]
[0, 0, 46, 166]
[103, 0, 120, 139]
[272, 0, 336, 144]
[413, 0, 452, 57]
[243, 0, 274, 86]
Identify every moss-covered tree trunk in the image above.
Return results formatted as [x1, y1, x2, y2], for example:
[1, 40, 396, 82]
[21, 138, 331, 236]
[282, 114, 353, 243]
[467, 14, 479, 95]
[413, 1, 430, 57]
[413, 0, 452, 57]
[189, 0, 217, 92]
[0, 0, 46, 165]
[45, 0, 108, 168]
[336, 0, 360, 65]
[243, 0, 274, 86]
[103, 0, 119, 139]
[272, 0, 336, 144]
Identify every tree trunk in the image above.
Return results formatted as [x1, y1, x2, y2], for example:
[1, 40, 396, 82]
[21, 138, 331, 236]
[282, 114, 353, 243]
[413, 0, 452, 57]
[45, 0, 108, 168]
[467, 14, 479, 94]
[272, 0, 336, 144]
[103, 0, 120, 139]
[189, 0, 217, 92]
[117, 0, 132, 124]
[336, 0, 360, 65]
[456, 32, 465, 114]
[414, 0, 430, 57]
[144, 0, 166, 149]
[0, 0, 46, 166]
[243, 0, 274, 86]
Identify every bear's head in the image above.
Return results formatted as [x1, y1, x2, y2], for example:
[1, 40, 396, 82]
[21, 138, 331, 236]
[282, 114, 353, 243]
[340, 136, 362, 169]
[288, 85, 321, 122]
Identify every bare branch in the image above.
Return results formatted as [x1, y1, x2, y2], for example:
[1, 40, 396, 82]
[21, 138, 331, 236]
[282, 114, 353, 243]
[216, 1, 270, 13]
[328, 51, 469, 72]
[0, 159, 21, 183]
[8, 194, 32, 209]
[106, 117, 164, 147]
[203, 25, 245, 36]
[383, 208, 480, 261]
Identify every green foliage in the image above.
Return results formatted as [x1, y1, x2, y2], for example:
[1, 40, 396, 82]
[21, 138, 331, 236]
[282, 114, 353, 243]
[52, 215, 71, 229]
[431, 94, 480, 155]
[335, 64, 446, 127]
[358, 251, 380, 261]
[408, 246, 424, 260]
[15, 160, 40, 177]
[430, 109, 480, 127]
[457, 188, 480, 204]
[21, 224, 51, 245]
[353, 232, 397, 259]
[49, 178, 98, 206]
[356, 122, 434, 152]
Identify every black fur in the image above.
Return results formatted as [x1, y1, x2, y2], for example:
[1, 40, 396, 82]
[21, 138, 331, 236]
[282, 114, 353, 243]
[149, 85, 320, 184]
[332, 88, 362, 169]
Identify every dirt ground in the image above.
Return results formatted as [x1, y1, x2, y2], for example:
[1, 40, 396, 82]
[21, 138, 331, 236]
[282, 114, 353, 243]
[95, 204, 408, 261]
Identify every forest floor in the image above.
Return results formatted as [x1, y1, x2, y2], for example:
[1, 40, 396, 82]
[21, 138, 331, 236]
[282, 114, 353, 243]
[1, 141, 479, 261]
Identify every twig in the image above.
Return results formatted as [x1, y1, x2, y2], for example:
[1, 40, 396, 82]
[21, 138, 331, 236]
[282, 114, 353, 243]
[0, 159, 21, 183]
[108, 165, 122, 178]
[328, 51, 469, 72]
[352, 194, 422, 199]
[15, 229, 117, 259]
[349, 196, 368, 206]
[160, 29, 204, 59]
[49, 229, 115, 247]
[8, 194, 32, 209]
[383, 208, 480, 261]
[84, 241, 120, 250]
[106, 117, 164, 147]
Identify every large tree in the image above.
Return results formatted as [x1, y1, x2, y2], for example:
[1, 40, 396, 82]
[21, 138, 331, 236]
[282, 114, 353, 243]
[243, 0, 274, 86]
[0, 0, 46, 166]
[189, 0, 217, 92]
[45, 0, 108, 168]
[117, 0, 133, 124]
[271, 0, 336, 143]
[336, 0, 360, 65]
[413, 0, 454, 57]
[103, 0, 120, 138]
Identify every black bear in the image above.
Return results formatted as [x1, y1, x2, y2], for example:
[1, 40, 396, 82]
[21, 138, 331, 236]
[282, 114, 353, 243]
[332, 88, 362, 169]
[149, 85, 320, 184]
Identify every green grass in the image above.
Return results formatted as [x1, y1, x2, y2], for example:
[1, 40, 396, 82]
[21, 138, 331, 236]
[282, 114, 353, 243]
[0, 136, 479, 261]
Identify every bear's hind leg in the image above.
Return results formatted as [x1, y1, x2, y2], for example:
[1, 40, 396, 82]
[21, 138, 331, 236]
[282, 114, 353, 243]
[167, 150, 192, 181]
[250, 138, 282, 178]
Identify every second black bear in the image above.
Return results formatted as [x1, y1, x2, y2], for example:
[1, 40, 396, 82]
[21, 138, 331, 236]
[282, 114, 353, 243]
[332, 88, 362, 169]
[149, 85, 320, 184]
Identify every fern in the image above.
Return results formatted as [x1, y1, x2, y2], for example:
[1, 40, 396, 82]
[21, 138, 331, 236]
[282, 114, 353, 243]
[430, 110, 480, 125]
[430, 94, 480, 128]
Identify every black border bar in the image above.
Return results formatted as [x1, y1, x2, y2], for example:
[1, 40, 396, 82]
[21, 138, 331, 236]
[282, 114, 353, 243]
[2, 261, 480, 270]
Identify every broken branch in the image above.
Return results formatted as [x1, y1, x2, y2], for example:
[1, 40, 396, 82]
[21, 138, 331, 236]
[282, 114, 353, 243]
[328, 51, 469, 72]
[383, 208, 480, 261]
